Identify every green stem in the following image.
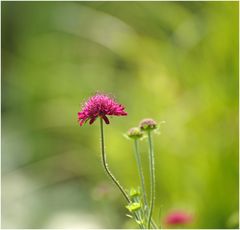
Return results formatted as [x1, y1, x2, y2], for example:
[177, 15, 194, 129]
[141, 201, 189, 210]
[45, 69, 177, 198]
[99, 118, 130, 203]
[147, 131, 155, 229]
[134, 140, 158, 229]
[134, 139, 148, 210]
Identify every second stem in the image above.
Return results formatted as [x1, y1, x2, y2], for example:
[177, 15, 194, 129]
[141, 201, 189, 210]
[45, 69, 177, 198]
[147, 131, 155, 229]
[134, 139, 148, 210]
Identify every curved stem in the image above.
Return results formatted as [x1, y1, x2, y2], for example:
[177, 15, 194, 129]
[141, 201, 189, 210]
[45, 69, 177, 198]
[147, 131, 155, 229]
[134, 139, 148, 209]
[99, 118, 130, 203]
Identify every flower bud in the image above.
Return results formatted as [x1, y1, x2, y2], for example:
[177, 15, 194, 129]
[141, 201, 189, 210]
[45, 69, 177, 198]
[127, 127, 143, 139]
[139, 118, 157, 131]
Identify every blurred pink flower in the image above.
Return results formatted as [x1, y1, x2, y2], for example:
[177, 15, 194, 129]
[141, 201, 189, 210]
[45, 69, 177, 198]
[78, 93, 127, 126]
[165, 211, 193, 225]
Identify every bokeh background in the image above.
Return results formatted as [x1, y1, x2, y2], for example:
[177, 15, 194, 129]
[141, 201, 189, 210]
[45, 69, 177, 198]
[1, 1, 239, 229]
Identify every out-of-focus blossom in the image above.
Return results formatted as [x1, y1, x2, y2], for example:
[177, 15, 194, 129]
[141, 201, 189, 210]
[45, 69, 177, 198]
[165, 211, 193, 225]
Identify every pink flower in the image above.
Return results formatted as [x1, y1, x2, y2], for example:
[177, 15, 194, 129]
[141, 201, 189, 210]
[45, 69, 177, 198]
[78, 93, 127, 126]
[165, 211, 193, 225]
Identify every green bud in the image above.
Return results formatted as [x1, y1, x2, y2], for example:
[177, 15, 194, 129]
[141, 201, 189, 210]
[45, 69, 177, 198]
[127, 127, 143, 139]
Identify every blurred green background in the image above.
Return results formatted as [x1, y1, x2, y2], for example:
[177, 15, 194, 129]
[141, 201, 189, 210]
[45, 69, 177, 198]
[1, 1, 239, 229]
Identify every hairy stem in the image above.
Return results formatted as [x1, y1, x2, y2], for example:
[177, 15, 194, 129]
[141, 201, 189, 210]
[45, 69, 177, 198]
[147, 131, 155, 229]
[99, 118, 130, 203]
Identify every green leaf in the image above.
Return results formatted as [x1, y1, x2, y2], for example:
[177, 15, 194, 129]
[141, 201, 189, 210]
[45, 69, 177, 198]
[126, 202, 141, 212]
[129, 188, 140, 198]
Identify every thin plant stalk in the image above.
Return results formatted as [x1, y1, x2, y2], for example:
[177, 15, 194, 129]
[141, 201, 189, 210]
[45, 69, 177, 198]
[134, 139, 158, 229]
[99, 118, 130, 203]
[133, 139, 148, 210]
[147, 131, 155, 229]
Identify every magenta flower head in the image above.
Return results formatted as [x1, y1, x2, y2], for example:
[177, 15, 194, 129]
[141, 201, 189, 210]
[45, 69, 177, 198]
[165, 211, 193, 226]
[78, 93, 127, 126]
